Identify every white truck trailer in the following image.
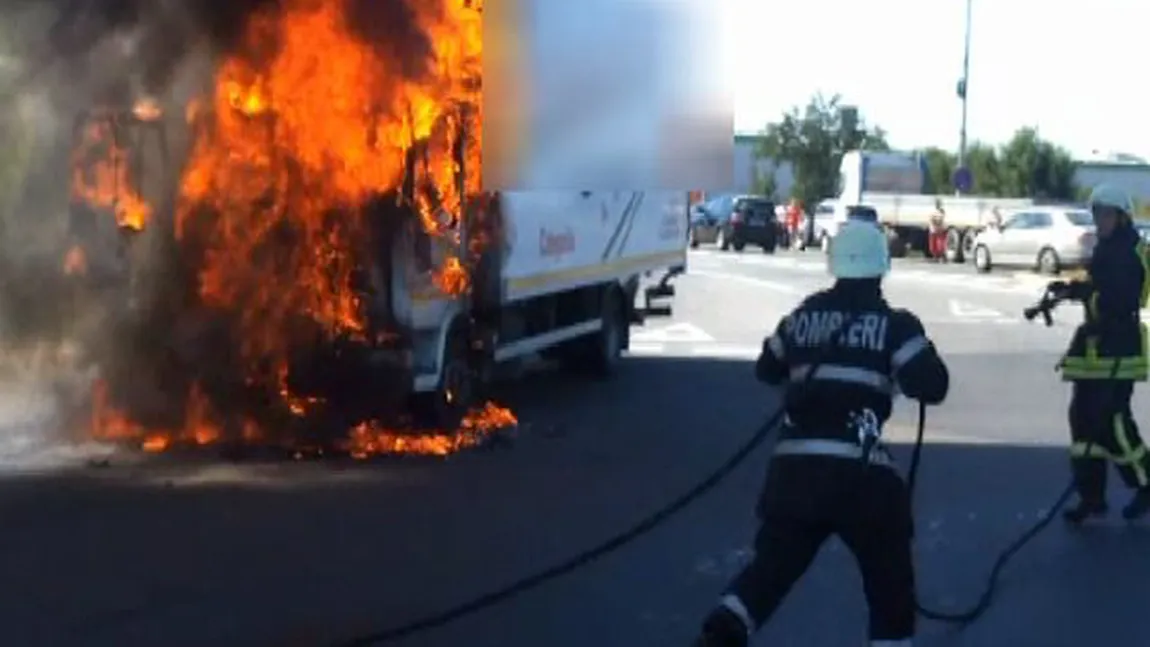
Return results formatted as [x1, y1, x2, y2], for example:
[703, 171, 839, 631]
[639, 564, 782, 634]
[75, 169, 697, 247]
[389, 189, 687, 426]
[831, 150, 1040, 262]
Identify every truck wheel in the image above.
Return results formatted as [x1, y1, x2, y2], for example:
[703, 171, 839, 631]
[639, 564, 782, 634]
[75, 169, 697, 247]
[945, 228, 965, 263]
[973, 244, 992, 273]
[961, 229, 978, 260]
[732, 240, 746, 252]
[411, 325, 476, 429]
[882, 227, 906, 258]
[587, 288, 628, 377]
[1037, 247, 1061, 275]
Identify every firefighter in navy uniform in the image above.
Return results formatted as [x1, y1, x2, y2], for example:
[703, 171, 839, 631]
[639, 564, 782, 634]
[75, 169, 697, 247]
[1053, 185, 1150, 524]
[692, 221, 950, 647]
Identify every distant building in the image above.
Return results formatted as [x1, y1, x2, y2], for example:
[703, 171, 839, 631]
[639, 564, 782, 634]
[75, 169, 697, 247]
[1074, 152, 1150, 215]
[732, 134, 794, 198]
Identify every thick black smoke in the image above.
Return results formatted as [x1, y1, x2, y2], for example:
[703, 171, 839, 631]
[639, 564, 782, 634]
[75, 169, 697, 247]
[344, 0, 434, 80]
[27, 0, 279, 94]
[21, 0, 436, 96]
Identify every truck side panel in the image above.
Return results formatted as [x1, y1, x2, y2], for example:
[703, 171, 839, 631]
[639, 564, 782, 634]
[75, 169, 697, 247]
[864, 193, 1036, 229]
[499, 191, 688, 302]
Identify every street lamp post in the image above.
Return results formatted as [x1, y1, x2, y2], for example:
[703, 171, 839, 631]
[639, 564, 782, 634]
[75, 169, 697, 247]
[957, 0, 972, 183]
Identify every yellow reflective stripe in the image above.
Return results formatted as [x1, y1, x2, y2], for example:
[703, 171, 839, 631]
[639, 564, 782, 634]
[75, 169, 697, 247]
[1060, 324, 1150, 380]
[1061, 357, 1149, 369]
[1113, 414, 1150, 486]
[1070, 441, 1110, 459]
[1138, 241, 1150, 308]
[1062, 369, 1149, 380]
[1061, 358, 1147, 373]
[1085, 335, 1099, 360]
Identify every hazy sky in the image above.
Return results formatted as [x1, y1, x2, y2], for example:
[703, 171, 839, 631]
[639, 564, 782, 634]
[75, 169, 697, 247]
[732, 0, 1146, 158]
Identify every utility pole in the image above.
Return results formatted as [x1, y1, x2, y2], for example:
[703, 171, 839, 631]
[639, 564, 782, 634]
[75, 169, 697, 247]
[957, 0, 972, 173]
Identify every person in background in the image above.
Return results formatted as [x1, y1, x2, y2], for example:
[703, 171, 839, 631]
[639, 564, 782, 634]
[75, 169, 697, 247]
[928, 199, 947, 262]
[786, 199, 803, 249]
[1052, 185, 1150, 523]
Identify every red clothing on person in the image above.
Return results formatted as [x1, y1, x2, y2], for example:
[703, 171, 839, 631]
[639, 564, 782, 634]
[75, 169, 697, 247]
[786, 205, 802, 232]
[928, 212, 947, 259]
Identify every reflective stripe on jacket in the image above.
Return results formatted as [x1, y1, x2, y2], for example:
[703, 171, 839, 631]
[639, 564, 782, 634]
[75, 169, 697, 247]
[1061, 224, 1149, 382]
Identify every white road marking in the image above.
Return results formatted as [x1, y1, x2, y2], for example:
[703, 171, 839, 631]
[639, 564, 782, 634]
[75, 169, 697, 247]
[631, 322, 716, 344]
[927, 318, 1020, 325]
[626, 342, 667, 356]
[948, 299, 1009, 320]
[625, 342, 760, 360]
[688, 269, 804, 294]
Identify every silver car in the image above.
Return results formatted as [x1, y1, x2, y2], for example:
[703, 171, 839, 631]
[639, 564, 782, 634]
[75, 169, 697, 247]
[971, 208, 1095, 275]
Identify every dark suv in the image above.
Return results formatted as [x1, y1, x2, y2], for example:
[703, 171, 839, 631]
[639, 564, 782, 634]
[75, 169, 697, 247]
[694, 194, 778, 252]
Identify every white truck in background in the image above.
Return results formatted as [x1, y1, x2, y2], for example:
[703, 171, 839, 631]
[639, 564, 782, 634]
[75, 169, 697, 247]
[827, 150, 1040, 261]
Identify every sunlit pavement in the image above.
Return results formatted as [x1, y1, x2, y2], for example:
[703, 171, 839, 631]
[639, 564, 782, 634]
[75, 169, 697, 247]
[0, 252, 1148, 646]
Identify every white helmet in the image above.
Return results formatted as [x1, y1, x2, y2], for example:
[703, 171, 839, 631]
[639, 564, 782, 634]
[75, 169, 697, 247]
[1087, 184, 1135, 216]
[828, 220, 890, 279]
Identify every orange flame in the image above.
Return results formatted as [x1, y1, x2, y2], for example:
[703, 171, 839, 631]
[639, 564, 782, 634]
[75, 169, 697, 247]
[70, 120, 152, 231]
[62, 245, 87, 275]
[175, 0, 482, 370]
[79, 0, 507, 457]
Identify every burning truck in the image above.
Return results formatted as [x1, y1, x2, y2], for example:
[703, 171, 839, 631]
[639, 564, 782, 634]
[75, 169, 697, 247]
[56, 0, 685, 457]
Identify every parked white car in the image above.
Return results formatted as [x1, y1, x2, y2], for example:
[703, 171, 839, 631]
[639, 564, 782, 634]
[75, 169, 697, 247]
[970, 207, 1095, 275]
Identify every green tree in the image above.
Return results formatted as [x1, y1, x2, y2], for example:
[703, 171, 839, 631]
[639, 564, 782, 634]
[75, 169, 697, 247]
[996, 127, 1077, 200]
[753, 93, 888, 209]
[964, 143, 1005, 196]
[920, 147, 956, 194]
[751, 164, 779, 199]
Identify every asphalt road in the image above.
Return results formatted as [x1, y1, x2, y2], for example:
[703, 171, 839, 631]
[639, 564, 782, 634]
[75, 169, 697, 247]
[1, 248, 1148, 647]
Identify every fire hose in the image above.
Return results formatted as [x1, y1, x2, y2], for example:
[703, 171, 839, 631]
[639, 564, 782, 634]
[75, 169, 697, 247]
[912, 283, 1084, 622]
[328, 296, 1088, 645]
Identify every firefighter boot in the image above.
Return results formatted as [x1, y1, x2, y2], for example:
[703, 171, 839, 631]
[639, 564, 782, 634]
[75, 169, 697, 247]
[1122, 487, 1150, 521]
[1062, 499, 1108, 525]
[691, 607, 749, 647]
[1065, 459, 1107, 525]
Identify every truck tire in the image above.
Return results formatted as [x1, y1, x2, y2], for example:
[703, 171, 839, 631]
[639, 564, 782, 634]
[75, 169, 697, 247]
[586, 287, 628, 377]
[945, 227, 965, 263]
[962, 229, 978, 260]
[732, 239, 746, 252]
[411, 322, 477, 429]
[888, 237, 908, 258]
[885, 227, 907, 258]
